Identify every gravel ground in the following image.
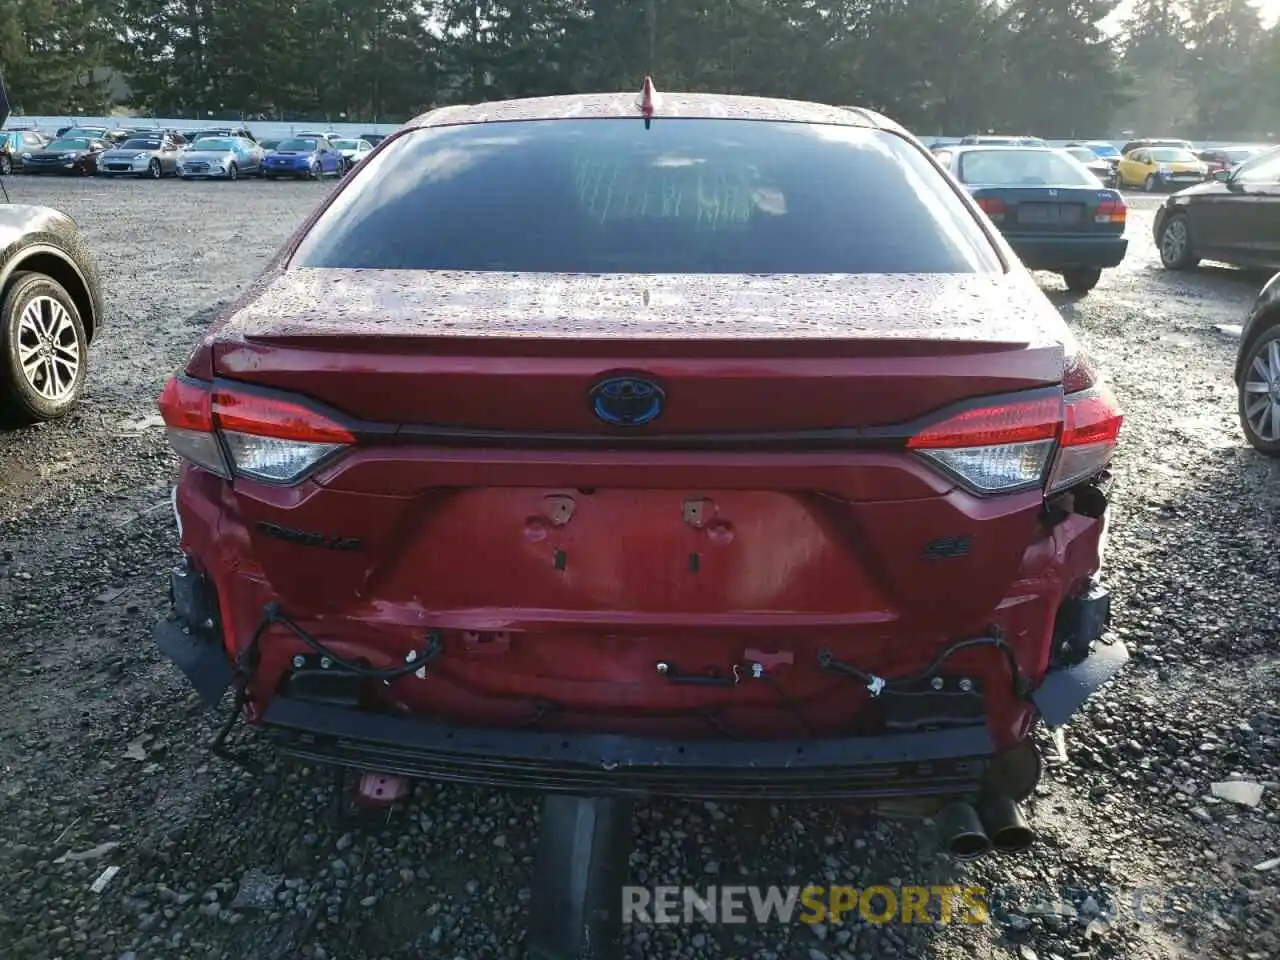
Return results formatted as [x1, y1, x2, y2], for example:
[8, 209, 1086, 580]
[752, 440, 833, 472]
[0, 176, 1277, 960]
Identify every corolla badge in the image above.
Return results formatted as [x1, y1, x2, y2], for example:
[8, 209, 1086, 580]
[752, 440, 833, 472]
[590, 375, 665, 427]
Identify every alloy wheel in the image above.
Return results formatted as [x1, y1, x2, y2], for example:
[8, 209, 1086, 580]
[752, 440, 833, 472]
[1243, 338, 1280, 443]
[16, 295, 81, 403]
[1160, 218, 1188, 264]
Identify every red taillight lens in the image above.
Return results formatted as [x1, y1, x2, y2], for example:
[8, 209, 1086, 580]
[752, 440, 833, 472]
[212, 388, 356, 444]
[158, 376, 354, 484]
[1047, 385, 1124, 493]
[907, 394, 1063, 494]
[1095, 198, 1126, 225]
[976, 197, 1005, 222]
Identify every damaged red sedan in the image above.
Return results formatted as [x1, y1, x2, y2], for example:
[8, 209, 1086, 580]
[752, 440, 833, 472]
[155, 85, 1126, 861]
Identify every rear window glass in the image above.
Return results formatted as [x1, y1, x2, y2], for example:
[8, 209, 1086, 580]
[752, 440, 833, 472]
[279, 139, 318, 151]
[122, 139, 162, 150]
[958, 149, 1094, 186]
[292, 119, 1002, 275]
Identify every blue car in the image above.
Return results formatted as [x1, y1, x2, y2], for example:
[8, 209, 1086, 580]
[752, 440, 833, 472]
[264, 137, 345, 179]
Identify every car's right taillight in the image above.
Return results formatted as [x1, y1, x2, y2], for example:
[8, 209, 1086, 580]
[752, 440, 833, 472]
[906, 385, 1123, 497]
[158, 376, 355, 484]
[1046, 384, 1123, 493]
[907, 393, 1063, 494]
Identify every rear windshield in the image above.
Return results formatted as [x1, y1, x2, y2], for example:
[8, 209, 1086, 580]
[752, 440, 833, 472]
[49, 138, 91, 150]
[1065, 147, 1098, 163]
[122, 139, 162, 150]
[292, 119, 1001, 274]
[193, 138, 234, 151]
[279, 138, 318, 151]
[1086, 143, 1120, 157]
[958, 149, 1094, 186]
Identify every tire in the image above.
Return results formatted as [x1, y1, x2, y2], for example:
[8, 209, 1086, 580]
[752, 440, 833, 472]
[1062, 268, 1102, 293]
[0, 272, 89, 425]
[228, 162, 239, 181]
[1157, 213, 1199, 270]
[1144, 174, 1158, 193]
[309, 162, 321, 181]
[148, 159, 162, 179]
[1238, 324, 1280, 457]
[0, 155, 10, 176]
[181, 175, 192, 181]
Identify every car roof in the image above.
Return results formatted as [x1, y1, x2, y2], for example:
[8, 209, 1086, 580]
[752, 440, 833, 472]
[947, 144, 1056, 154]
[407, 91, 902, 133]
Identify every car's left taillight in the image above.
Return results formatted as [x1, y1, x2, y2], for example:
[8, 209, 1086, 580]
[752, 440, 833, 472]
[158, 377, 355, 484]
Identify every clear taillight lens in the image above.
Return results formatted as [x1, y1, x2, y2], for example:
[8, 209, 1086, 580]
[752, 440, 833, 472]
[907, 393, 1062, 494]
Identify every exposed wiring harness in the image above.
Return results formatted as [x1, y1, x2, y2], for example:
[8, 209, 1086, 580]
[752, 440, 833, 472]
[817, 630, 1031, 700]
[210, 602, 444, 774]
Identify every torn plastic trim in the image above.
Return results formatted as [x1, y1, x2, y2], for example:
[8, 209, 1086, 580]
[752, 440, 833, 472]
[1031, 635, 1128, 728]
[155, 616, 234, 708]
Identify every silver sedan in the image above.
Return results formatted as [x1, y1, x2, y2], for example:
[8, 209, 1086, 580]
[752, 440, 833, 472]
[99, 137, 184, 179]
[176, 137, 265, 180]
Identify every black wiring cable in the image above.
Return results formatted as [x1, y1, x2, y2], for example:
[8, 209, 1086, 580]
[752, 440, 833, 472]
[247, 601, 444, 682]
[818, 632, 1031, 698]
[762, 674, 814, 739]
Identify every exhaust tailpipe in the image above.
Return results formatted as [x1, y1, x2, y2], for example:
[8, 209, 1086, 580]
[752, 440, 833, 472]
[933, 801, 991, 860]
[977, 793, 1036, 853]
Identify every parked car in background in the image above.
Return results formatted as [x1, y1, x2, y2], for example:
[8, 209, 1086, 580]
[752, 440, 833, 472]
[0, 88, 106, 423]
[1120, 137, 1194, 155]
[931, 144, 1127, 293]
[99, 135, 185, 178]
[1154, 146, 1280, 272]
[21, 136, 108, 176]
[360, 133, 387, 146]
[330, 137, 374, 171]
[1197, 146, 1264, 176]
[1073, 140, 1122, 161]
[262, 136, 345, 179]
[181, 126, 257, 146]
[1062, 145, 1117, 186]
[959, 134, 1048, 147]
[0, 130, 49, 174]
[176, 136, 265, 180]
[155, 90, 1127, 864]
[1115, 146, 1208, 191]
[1235, 271, 1280, 455]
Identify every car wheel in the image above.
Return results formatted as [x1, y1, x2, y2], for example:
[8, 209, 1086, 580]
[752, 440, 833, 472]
[1157, 213, 1199, 270]
[0, 272, 89, 425]
[1238, 325, 1280, 457]
[228, 162, 239, 181]
[0, 155, 10, 176]
[149, 159, 162, 179]
[1143, 174, 1158, 193]
[309, 162, 321, 181]
[1062, 268, 1102, 293]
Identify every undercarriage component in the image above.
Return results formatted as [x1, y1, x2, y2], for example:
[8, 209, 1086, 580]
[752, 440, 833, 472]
[527, 794, 632, 960]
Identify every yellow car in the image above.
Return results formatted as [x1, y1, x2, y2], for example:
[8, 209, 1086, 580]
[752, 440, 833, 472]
[1116, 146, 1208, 192]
